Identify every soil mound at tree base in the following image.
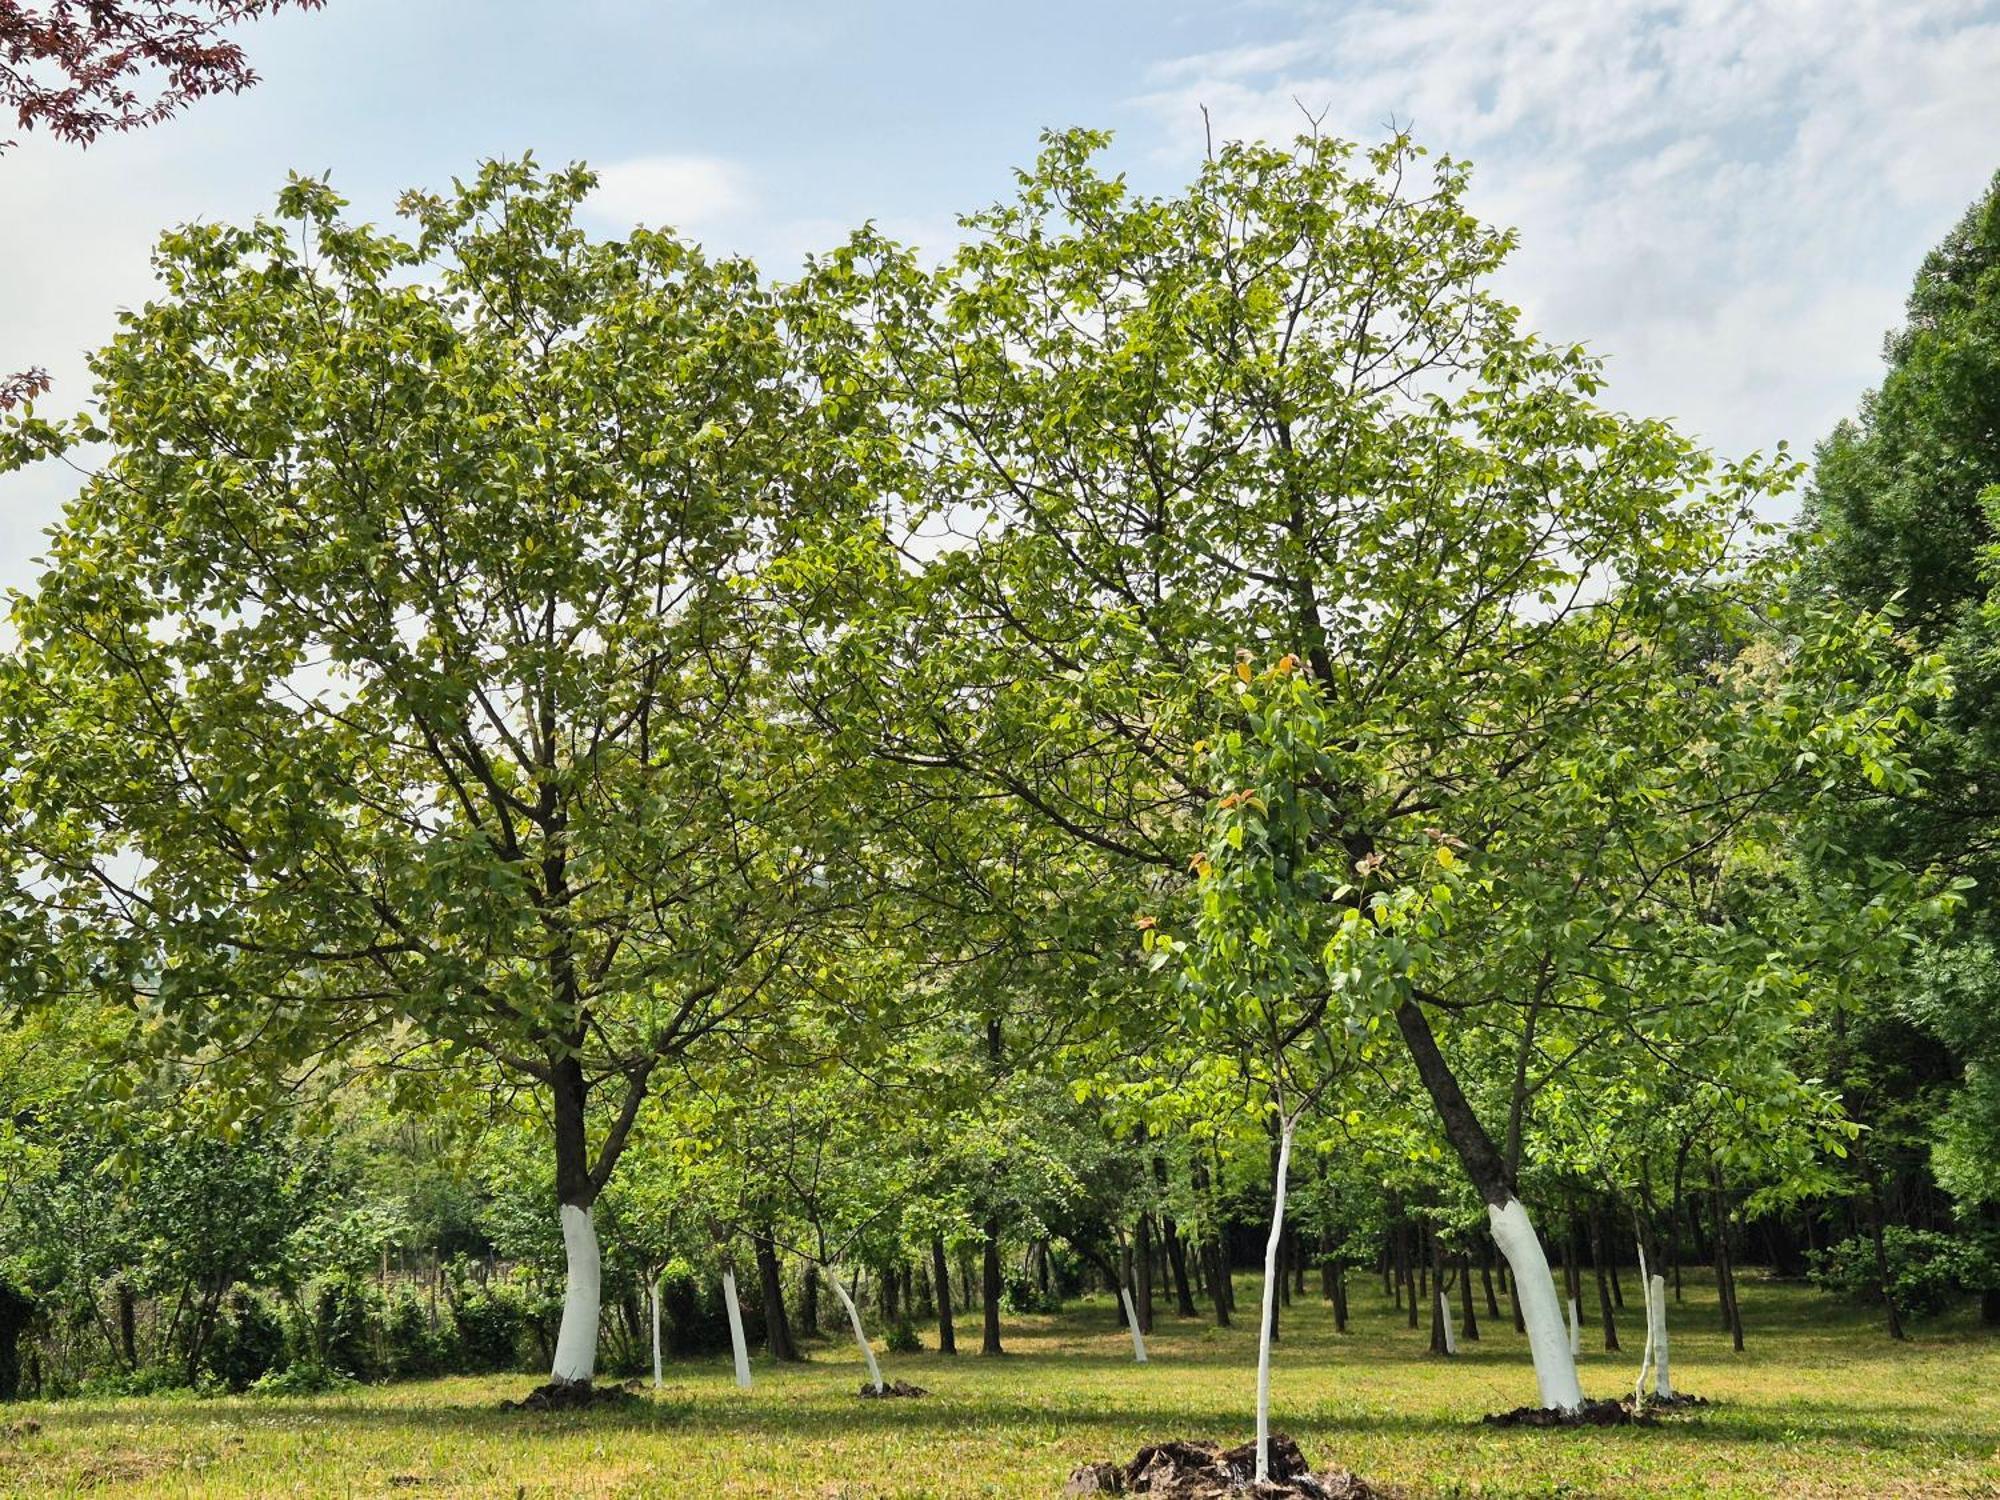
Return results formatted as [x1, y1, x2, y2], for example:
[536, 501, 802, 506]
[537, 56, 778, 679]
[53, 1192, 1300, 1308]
[1063, 1434, 1386, 1497]
[858, 1380, 929, 1399]
[1481, 1397, 1656, 1428]
[1642, 1392, 1711, 1411]
[500, 1379, 646, 1413]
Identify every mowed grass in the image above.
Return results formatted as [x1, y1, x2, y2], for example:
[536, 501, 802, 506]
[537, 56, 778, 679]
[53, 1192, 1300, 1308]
[2, 1272, 1996, 1498]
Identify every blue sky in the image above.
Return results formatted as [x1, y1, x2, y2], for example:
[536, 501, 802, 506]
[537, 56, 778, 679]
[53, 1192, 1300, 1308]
[5, 0, 2000, 591]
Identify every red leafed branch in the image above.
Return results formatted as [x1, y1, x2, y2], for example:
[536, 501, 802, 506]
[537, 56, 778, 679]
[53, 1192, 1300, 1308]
[1, 1, 324, 147]
[0, 365, 49, 409]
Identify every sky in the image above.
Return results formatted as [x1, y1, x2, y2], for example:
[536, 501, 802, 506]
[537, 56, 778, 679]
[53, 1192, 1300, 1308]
[4, 0, 1999, 594]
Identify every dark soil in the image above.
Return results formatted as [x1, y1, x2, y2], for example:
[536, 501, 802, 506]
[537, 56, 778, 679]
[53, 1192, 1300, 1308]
[499, 1379, 646, 1413]
[858, 1379, 929, 1399]
[1481, 1397, 1656, 1428]
[1063, 1434, 1385, 1498]
[1642, 1392, 1711, 1411]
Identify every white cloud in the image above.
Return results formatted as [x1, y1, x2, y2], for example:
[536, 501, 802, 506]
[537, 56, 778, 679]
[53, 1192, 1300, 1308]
[584, 154, 753, 232]
[1131, 0, 2000, 465]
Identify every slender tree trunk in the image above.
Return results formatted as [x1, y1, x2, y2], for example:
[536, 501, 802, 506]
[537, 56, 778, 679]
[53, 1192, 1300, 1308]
[1859, 1151, 1907, 1341]
[720, 1272, 752, 1392]
[1164, 1217, 1198, 1318]
[1458, 1250, 1480, 1341]
[802, 1261, 820, 1338]
[828, 1270, 883, 1393]
[1427, 1234, 1450, 1356]
[1331, 1263, 1348, 1333]
[1479, 1241, 1499, 1319]
[1709, 1160, 1744, 1352]
[116, 1280, 137, 1371]
[1254, 1120, 1295, 1485]
[1590, 1210, 1620, 1351]
[981, 1215, 1004, 1356]
[1135, 1214, 1156, 1334]
[930, 1235, 957, 1355]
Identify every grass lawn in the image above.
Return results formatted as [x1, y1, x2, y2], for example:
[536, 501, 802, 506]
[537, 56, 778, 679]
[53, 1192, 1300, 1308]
[1, 1272, 1995, 1498]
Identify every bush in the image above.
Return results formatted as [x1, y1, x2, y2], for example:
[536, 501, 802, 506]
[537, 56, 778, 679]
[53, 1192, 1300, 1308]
[383, 1286, 456, 1378]
[1810, 1227, 1996, 1319]
[306, 1271, 383, 1380]
[884, 1317, 922, 1353]
[1003, 1274, 1061, 1315]
[250, 1359, 356, 1397]
[204, 1291, 285, 1392]
[448, 1276, 532, 1373]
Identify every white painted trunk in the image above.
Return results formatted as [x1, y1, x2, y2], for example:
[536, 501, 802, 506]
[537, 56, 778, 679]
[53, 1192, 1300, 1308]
[1439, 1294, 1458, 1355]
[1255, 1121, 1294, 1485]
[1119, 1286, 1149, 1363]
[1650, 1273, 1673, 1399]
[1567, 1295, 1581, 1356]
[1633, 1245, 1654, 1407]
[551, 1203, 601, 1385]
[721, 1269, 753, 1389]
[650, 1277, 663, 1390]
[830, 1271, 884, 1393]
[1486, 1198, 1585, 1411]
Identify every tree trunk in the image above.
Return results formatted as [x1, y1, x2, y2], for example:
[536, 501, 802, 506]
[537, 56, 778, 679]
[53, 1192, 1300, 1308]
[550, 1053, 602, 1386]
[1708, 1160, 1744, 1352]
[829, 1270, 884, 1393]
[1458, 1250, 1480, 1341]
[1134, 1214, 1156, 1334]
[1427, 1234, 1450, 1356]
[1394, 997, 1583, 1409]
[1164, 1217, 1198, 1317]
[1479, 1241, 1499, 1319]
[754, 1226, 800, 1363]
[1254, 1119, 1294, 1485]
[981, 1214, 1004, 1356]
[802, 1261, 821, 1338]
[930, 1235, 957, 1355]
[1859, 1152, 1907, 1341]
[1590, 1210, 1620, 1351]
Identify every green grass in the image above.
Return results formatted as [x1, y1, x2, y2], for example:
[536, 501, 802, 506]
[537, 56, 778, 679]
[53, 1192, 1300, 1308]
[2, 1272, 1996, 1497]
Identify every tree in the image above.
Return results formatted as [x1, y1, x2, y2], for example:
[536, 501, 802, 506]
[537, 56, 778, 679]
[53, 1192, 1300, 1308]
[2, 0, 327, 409]
[1801, 169, 2000, 1322]
[1, 0, 320, 145]
[0, 158, 860, 1389]
[809, 124, 1948, 1411]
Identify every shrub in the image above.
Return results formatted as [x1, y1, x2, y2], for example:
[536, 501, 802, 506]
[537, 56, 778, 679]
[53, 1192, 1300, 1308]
[884, 1317, 922, 1354]
[448, 1277, 531, 1373]
[1810, 1227, 1996, 1319]
[306, 1271, 383, 1380]
[1003, 1274, 1060, 1315]
[204, 1290, 285, 1392]
[250, 1359, 356, 1397]
[382, 1286, 456, 1378]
